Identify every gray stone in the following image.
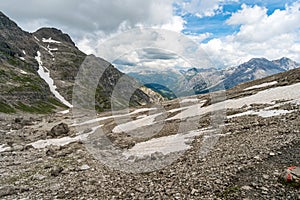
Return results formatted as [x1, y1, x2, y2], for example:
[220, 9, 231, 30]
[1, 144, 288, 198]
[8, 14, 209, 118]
[49, 123, 70, 137]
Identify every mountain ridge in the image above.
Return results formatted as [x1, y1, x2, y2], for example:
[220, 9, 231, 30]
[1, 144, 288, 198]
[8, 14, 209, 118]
[0, 11, 162, 113]
[128, 57, 300, 98]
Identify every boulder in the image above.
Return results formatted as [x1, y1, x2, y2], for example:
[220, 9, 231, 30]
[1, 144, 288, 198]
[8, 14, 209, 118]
[49, 123, 69, 137]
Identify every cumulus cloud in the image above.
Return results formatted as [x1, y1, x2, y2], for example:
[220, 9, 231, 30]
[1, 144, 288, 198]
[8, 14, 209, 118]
[178, 0, 239, 18]
[0, 0, 179, 37]
[114, 48, 193, 73]
[201, 2, 300, 67]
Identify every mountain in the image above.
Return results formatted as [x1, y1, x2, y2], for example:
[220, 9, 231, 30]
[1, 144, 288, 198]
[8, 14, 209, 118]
[272, 57, 300, 71]
[128, 57, 300, 98]
[0, 11, 161, 113]
[217, 57, 285, 90]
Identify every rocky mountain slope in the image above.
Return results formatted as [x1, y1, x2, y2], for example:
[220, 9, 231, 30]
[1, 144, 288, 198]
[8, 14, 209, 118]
[0, 60, 299, 199]
[0, 11, 160, 114]
[128, 57, 300, 98]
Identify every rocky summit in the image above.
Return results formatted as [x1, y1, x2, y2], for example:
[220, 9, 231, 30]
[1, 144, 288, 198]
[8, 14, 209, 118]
[0, 11, 300, 200]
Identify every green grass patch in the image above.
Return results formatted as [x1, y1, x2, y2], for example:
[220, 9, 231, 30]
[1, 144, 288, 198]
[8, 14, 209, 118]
[48, 97, 69, 108]
[0, 101, 16, 113]
[15, 101, 56, 114]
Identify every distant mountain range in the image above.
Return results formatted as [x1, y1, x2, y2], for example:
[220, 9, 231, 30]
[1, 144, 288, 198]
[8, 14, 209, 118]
[0, 11, 162, 113]
[128, 57, 300, 99]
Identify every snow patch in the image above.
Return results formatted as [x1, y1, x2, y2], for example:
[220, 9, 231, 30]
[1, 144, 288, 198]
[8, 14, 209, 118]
[20, 70, 28, 75]
[228, 109, 293, 119]
[42, 37, 61, 44]
[35, 51, 72, 108]
[112, 113, 162, 133]
[180, 98, 200, 103]
[58, 110, 70, 114]
[0, 144, 11, 153]
[244, 81, 278, 91]
[123, 129, 205, 158]
[30, 125, 102, 149]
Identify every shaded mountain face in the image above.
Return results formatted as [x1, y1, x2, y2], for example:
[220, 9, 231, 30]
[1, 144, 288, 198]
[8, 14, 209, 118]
[127, 57, 300, 98]
[0, 11, 158, 113]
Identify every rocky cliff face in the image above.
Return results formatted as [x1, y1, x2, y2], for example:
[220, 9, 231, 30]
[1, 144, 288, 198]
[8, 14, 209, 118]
[0, 11, 159, 113]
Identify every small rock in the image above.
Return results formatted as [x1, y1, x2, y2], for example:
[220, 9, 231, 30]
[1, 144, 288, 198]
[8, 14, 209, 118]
[50, 166, 63, 176]
[261, 186, 269, 191]
[14, 118, 23, 123]
[32, 174, 46, 181]
[263, 174, 269, 180]
[79, 164, 90, 171]
[241, 185, 252, 190]
[46, 148, 56, 156]
[254, 155, 261, 160]
[191, 188, 198, 195]
[0, 186, 17, 197]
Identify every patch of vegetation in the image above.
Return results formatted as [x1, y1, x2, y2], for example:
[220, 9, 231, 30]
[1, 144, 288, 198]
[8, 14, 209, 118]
[48, 97, 68, 108]
[220, 186, 240, 198]
[15, 101, 56, 114]
[144, 83, 177, 100]
[0, 101, 16, 113]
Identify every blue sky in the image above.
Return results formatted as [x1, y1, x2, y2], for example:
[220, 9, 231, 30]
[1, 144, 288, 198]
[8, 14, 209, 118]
[0, 0, 299, 69]
[179, 0, 298, 42]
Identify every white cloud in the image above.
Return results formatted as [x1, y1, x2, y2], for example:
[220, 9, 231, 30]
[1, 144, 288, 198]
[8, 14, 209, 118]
[180, 0, 221, 17]
[227, 3, 300, 42]
[115, 49, 193, 73]
[179, 0, 239, 18]
[201, 2, 300, 67]
[0, 0, 178, 37]
[227, 4, 267, 25]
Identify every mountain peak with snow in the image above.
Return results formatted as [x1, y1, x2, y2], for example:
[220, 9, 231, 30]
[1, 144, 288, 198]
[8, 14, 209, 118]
[272, 57, 300, 71]
[34, 27, 76, 46]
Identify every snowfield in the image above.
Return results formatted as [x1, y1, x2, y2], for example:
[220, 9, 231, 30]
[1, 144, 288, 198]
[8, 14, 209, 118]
[169, 82, 300, 120]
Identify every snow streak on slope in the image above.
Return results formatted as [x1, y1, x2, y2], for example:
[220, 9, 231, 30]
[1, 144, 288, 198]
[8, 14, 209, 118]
[244, 81, 278, 91]
[35, 51, 72, 108]
[42, 37, 61, 44]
